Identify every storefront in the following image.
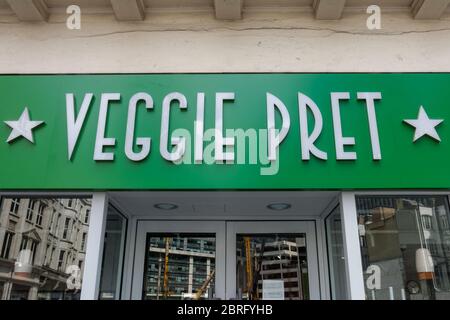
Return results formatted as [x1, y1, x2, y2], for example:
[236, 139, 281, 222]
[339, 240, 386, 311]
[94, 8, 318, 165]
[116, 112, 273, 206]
[1, 1, 450, 301]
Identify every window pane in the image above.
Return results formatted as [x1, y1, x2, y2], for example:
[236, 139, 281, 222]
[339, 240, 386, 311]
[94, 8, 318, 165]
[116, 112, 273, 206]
[356, 196, 450, 300]
[236, 233, 309, 300]
[0, 197, 92, 300]
[98, 205, 127, 300]
[142, 233, 216, 300]
[326, 206, 347, 299]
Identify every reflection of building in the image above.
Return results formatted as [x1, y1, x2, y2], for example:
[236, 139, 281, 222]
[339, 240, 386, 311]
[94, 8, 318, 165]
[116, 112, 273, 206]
[0, 198, 91, 300]
[144, 236, 215, 300]
[237, 236, 308, 300]
[357, 197, 450, 300]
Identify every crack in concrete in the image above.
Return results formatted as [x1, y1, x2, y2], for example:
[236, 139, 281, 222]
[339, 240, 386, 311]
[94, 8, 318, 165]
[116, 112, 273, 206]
[67, 26, 450, 39]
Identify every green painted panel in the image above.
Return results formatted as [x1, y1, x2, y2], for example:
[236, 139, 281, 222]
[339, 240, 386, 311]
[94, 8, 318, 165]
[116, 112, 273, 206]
[0, 73, 449, 190]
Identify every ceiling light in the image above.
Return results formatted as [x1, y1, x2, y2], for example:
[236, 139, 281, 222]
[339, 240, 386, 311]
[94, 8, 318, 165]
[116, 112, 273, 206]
[267, 203, 291, 211]
[154, 203, 178, 210]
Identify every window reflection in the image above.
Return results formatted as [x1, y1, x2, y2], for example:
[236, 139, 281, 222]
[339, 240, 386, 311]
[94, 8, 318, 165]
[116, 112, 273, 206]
[236, 234, 309, 300]
[357, 196, 450, 300]
[0, 197, 91, 300]
[143, 233, 216, 300]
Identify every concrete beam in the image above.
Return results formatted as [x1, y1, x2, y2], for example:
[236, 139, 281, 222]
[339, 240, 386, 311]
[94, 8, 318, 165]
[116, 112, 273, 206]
[313, 0, 346, 20]
[110, 0, 146, 21]
[6, 0, 48, 22]
[214, 0, 243, 20]
[412, 0, 450, 19]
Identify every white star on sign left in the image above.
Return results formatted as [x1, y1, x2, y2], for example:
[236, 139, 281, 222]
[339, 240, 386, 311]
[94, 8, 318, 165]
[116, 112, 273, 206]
[404, 106, 443, 142]
[4, 107, 44, 143]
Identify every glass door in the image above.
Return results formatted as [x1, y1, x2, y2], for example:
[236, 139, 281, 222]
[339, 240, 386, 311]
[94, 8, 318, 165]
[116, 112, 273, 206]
[226, 221, 320, 300]
[131, 220, 320, 300]
[131, 221, 226, 300]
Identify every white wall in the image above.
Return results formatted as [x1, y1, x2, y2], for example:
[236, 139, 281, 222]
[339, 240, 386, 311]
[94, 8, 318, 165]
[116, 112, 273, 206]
[0, 9, 449, 73]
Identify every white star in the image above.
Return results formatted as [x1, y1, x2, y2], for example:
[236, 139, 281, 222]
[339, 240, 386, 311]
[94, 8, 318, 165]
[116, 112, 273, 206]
[4, 107, 44, 143]
[404, 106, 443, 142]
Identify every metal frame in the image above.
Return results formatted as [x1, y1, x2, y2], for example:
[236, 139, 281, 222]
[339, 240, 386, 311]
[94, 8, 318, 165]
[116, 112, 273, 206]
[98, 201, 129, 300]
[339, 192, 365, 300]
[122, 215, 138, 300]
[319, 194, 340, 300]
[322, 203, 345, 300]
[315, 217, 331, 300]
[80, 192, 108, 299]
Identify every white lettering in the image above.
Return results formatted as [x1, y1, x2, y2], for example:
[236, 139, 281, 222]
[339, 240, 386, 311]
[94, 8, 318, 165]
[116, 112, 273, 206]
[160, 92, 187, 162]
[331, 92, 356, 160]
[125, 92, 153, 161]
[215, 92, 235, 162]
[266, 93, 290, 161]
[358, 92, 382, 160]
[94, 93, 120, 161]
[298, 93, 327, 160]
[66, 93, 93, 160]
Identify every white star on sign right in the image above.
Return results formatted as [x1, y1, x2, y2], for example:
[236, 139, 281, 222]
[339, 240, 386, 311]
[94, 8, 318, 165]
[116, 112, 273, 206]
[403, 106, 443, 142]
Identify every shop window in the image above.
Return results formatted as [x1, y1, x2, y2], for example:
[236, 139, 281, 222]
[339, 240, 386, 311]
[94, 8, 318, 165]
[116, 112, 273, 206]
[0, 196, 92, 300]
[356, 196, 450, 300]
[325, 206, 348, 300]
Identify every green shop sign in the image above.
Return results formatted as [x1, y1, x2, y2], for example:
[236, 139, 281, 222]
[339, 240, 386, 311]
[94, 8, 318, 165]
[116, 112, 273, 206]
[0, 73, 449, 190]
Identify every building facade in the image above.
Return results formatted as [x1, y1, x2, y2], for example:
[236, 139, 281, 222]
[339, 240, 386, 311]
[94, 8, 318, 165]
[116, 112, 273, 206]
[0, 198, 91, 300]
[1, 0, 450, 301]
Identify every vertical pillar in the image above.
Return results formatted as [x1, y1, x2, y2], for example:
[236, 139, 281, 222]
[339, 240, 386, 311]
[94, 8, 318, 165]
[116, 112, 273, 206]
[0, 228, 6, 253]
[2, 281, 9, 299]
[188, 256, 194, 295]
[80, 193, 108, 300]
[339, 192, 365, 300]
[28, 286, 38, 300]
[206, 258, 211, 297]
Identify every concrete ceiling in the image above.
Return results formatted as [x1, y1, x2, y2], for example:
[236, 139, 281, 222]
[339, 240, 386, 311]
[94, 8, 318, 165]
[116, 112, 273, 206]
[109, 191, 339, 218]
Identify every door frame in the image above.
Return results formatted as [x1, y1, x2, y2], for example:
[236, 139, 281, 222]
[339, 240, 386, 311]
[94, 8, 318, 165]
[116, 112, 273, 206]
[225, 221, 321, 300]
[129, 220, 320, 300]
[130, 220, 226, 300]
